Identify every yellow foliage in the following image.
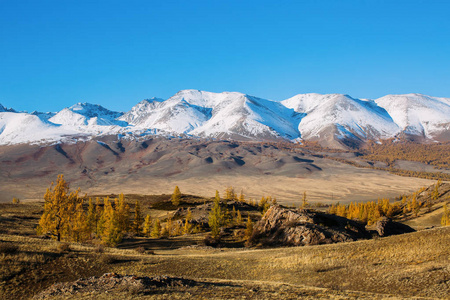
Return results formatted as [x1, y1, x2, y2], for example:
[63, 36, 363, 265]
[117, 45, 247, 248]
[37, 174, 81, 242]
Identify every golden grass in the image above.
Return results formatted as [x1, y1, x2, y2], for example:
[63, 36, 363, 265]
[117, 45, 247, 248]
[1, 226, 449, 299]
[106, 227, 450, 299]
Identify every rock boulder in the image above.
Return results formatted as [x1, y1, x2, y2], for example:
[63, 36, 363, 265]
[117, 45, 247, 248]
[248, 205, 371, 247]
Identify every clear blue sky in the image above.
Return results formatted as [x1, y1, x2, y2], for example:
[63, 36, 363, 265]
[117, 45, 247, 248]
[1, 0, 449, 112]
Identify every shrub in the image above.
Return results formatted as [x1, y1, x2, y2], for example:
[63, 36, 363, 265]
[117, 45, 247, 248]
[135, 246, 146, 254]
[57, 243, 71, 252]
[94, 244, 105, 253]
[99, 254, 120, 264]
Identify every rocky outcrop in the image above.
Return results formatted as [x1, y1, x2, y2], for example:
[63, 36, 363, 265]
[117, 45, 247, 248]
[375, 217, 415, 237]
[248, 205, 370, 247]
[33, 273, 197, 299]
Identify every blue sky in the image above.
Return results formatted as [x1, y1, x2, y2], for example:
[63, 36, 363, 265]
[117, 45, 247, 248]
[1, 0, 449, 112]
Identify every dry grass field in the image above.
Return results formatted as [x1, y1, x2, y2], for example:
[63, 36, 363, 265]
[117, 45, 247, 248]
[1, 227, 449, 299]
[1, 200, 450, 299]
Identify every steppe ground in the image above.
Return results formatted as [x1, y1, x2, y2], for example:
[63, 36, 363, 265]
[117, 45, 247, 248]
[0, 138, 435, 205]
[1, 200, 450, 299]
[1, 224, 449, 299]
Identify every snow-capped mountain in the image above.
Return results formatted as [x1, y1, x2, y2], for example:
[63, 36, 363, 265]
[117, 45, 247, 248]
[119, 94, 211, 133]
[120, 90, 301, 140]
[0, 90, 449, 147]
[282, 94, 401, 147]
[50, 102, 126, 127]
[374, 94, 450, 139]
[0, 103, 15, 113]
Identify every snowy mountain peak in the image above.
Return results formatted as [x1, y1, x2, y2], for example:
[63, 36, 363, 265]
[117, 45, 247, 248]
[0, 90, 449, 147]
[0, 104, 16, 113]
[67, 102, 123, 118]
[374, 93, 450, 137]
[49, 102, 125, 127]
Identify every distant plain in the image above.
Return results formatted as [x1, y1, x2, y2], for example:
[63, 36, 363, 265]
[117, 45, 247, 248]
[0, 137, 434, 204]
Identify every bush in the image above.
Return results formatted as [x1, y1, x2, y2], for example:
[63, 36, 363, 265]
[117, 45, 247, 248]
[203, 234, 221, 247]
[57, 243, 71, 252]
[94, 244, 105, 253]
[135, 246, 155, 255]
[99, 254, 120, 264]
[0, 243, 19, 254]
[135, 246, 146, 254]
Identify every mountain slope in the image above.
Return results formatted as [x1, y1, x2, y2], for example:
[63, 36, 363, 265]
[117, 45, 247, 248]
[50, 102, 126, 127]
[0, 112, 78, 145]
[119, 95, 211, 133]
[121, 90, 301, 140]
[374, 93, 450, 140]
[282, 93, 400, 147]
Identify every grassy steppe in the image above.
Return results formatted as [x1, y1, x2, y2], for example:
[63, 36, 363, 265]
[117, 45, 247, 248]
[1, 224, 449, 299]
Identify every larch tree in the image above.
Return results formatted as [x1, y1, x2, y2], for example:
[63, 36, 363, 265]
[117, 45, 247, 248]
[183, 208, 193, 234]
[69, 200, 89, 242]
[301, 191, 308, 208]
[142, 214, 152, 237]
[101, 197, 123, 246]
[115, 194, 130, 233]
[225, 186, 235, 202]
[151, 218, 162, 238]
[209, 190, 223, 237]
[37, 174, 81, 242]
[133, 200, 143, 235]
[172, 186, 181, 206]
[244, 217, 253, 241]
[236, 210, 243, 225]
[85, 198, 97, 236]
[238, 190, 245, 202]
[441, 204, 449, 226]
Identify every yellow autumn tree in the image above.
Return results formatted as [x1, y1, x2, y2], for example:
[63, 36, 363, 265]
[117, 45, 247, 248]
[85, 198, 96, 235]
[183, 208, 193, 234]
[171, 186, 181, 206]
[151, 218, 161, 238]
[142, 214, 152, 237]
[301, 191, 308, 208]
[37, 175, 81, 242]
[209, 190, 223, 237]
[101, 197, 123, 246]
[441, 204, 449, 226]
[225, 186, 236, 201]
[133, 200, 143, 235]
[238, 190, 245, 202]
[115, 194, 130, 232]
[69, 200, 89, 242]
[244, 217, 253, 241]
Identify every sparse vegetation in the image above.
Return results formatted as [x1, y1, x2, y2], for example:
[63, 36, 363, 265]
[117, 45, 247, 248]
[362, 140, 450, 169]
[328, 182, 449, 225]
[3, 175, 450, 299]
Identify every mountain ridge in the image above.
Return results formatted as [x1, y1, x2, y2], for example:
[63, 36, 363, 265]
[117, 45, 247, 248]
[1, 90, 449, 148]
